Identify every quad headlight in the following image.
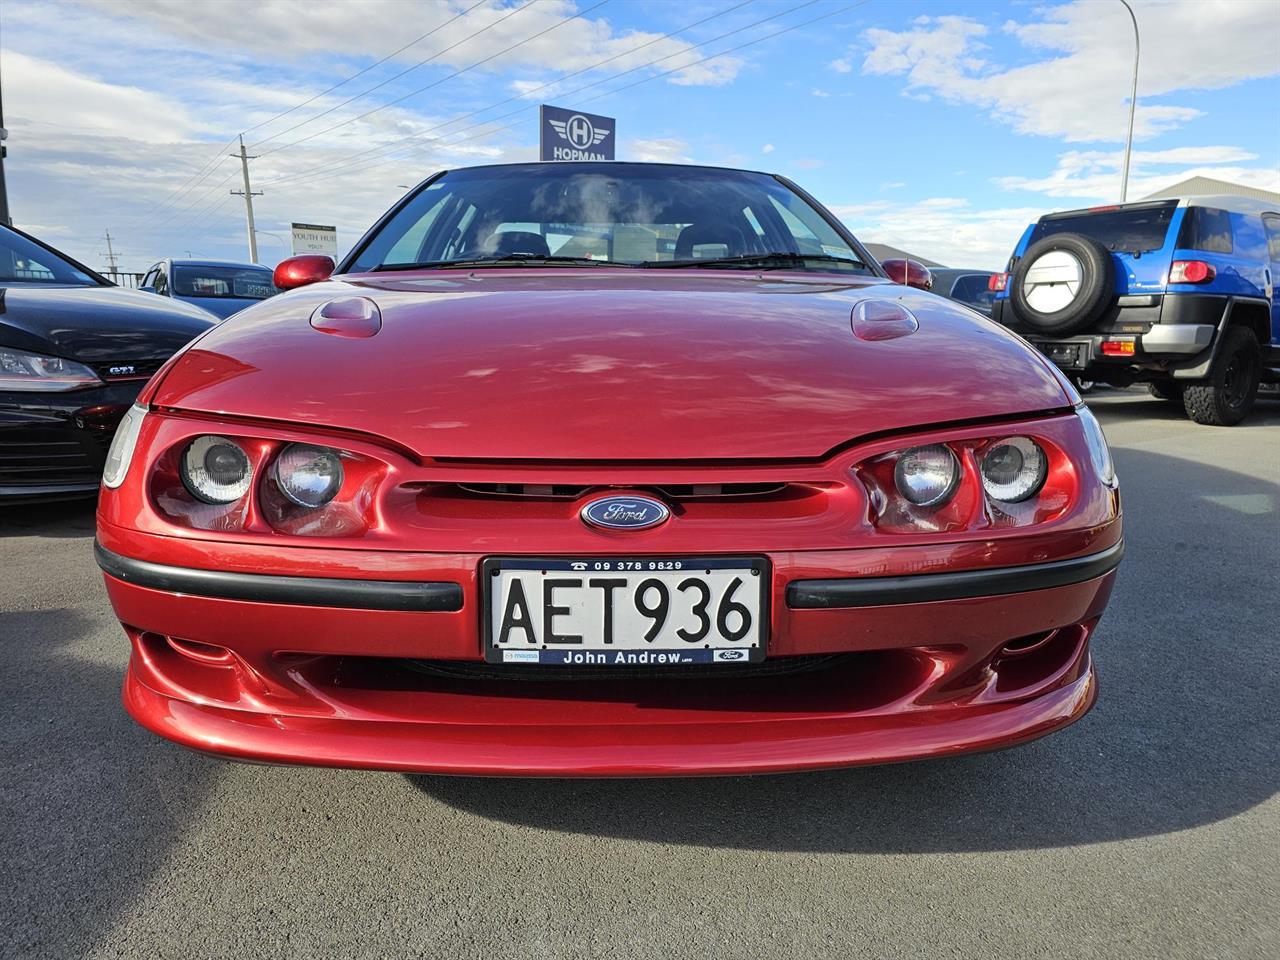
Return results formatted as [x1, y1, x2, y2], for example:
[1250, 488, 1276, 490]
[273, 443, 343, 508]
[181, 436, 253, 503]
[893, 444, 960, 506]
[980, 437, 1047, 503]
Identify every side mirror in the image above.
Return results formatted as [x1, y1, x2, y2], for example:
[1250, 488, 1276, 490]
[273, 255, 335, 290]
[881, 258, 933, 291]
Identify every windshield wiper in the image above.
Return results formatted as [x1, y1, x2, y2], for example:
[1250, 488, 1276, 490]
[373, 254, 619, 271]
[650, 252, 867, 271]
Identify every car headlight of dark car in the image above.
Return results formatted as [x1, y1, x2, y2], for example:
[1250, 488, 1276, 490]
[0, 346, 101, 391]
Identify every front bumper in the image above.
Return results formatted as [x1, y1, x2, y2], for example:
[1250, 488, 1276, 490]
[97, 524, 1121, 776]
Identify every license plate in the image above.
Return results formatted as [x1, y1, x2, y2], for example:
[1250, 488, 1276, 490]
[1039, 341, 1086, 370]
[482, 557, 768, 665]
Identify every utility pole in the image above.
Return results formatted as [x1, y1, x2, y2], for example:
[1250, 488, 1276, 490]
[0, 59, 11, 226]
[230, 134, 262, 263]
[101, 229, 120, 274]
[1118, 0, 1140, 203]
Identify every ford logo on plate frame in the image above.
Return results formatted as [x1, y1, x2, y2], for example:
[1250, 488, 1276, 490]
[580, 495, 670, 531]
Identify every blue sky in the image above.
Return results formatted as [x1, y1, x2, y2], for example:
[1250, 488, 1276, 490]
[2, 0, 1277, 272]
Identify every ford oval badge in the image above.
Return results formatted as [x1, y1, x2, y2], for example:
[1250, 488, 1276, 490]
[581, 495, 670, 531]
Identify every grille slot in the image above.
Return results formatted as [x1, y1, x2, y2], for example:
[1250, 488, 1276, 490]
[0, 439, 100, 485]
[452, 481, 787, 500]
[406, 654, 849, 682]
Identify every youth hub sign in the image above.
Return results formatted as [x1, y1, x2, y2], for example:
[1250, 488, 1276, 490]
[540, 105, 615, 161]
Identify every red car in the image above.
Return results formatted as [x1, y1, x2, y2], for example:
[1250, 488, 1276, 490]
[96, 162, 1122, 776]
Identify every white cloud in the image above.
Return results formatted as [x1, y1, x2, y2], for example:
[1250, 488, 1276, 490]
[832, 197, 1047, 269]
[810, 88, 830, 98]
[829, 57, 852, 74]
[762, 143, 775, 154]
[624, 138, 691, 164]
[78, 0, 744, 88]
[858, 1, 1280, 142]
[998, 146, 1280, 201]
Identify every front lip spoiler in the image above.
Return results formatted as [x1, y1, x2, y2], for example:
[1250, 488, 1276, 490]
[94, 542, 464, 612]
[786, 539, 1123, 609]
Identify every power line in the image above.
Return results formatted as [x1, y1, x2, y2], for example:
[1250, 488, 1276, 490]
[240, 0, 492, 141]
[135, 3, 493, 223]
[271, 0, 839, 191]
[261, 0, 756, 187]
[253, 0, 609, 159]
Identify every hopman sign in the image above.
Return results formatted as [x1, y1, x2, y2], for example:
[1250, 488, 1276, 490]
[290, 223, 338, 257]
[539, 105, 615, 162]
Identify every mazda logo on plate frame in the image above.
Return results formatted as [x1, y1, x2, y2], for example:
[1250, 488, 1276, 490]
[580, 495, 670, 531]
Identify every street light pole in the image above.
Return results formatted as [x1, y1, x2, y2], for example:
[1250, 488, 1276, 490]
[1119, 0, 1140, 202]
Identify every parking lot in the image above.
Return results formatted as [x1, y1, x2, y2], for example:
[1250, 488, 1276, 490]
[2, 390, 1276, 960]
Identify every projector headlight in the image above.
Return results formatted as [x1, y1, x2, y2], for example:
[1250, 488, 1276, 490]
[980, 437, 1047, 503]
[273, 443, 343, 508]
[893, 444, 960, 507]
[181, 436, 252, 504]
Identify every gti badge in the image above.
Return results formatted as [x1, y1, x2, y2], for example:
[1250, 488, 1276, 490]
[581, 495, 670, 531]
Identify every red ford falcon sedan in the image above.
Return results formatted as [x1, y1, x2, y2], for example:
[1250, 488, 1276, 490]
[96, 162, 1122, 776]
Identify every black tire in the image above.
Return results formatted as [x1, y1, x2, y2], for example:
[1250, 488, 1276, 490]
[1008, 233, 1114, 336]
[1182, 326, 1261, 426]
[1147, 379, 1183, 403]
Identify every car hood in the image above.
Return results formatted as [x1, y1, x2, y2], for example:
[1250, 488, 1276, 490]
[174, 294, 264, 319]
[0, 284, 217, 363]
[152, 270, 1071, 461]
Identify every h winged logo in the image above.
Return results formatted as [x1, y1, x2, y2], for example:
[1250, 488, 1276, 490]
[549, 114, 610, 151]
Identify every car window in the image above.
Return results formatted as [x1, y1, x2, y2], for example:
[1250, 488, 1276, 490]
[1031, 201, 1177, 255]
[171, 266, 276, 300]
[949, 274, 995, 310]
[1229, 213, 1267, 261]
[0, 226, 99, 285]
[1264, 215, 1280, 262]
[347, 165, 867, 273]
[1177, 207, 1233, 255]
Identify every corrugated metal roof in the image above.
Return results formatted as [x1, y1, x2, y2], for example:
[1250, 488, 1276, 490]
[1141, 176, 1280, 205]
[861, 242, 946, 268]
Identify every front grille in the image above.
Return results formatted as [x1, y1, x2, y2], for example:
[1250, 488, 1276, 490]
[0, 437, 101, 486]
[452, 481, 788, 500]
[406, 653, 848, 682]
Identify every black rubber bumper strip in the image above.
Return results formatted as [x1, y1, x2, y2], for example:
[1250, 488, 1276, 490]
[95, 542, 464, 612]
[786, 539, 1124, 609]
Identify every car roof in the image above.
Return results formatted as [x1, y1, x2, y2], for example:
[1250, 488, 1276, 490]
[1042, 196, 1277, 221]
[1179, 195, 1279, 216]
[166, 258, 271, 269]
[434, 160, 778, 179]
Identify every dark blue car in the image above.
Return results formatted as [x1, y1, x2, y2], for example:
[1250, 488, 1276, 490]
[991, 195, 1279, 424]
[140, 258, 278, 320]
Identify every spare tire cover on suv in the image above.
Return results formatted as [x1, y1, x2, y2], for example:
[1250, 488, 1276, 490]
[1009, 232, 1114, 336]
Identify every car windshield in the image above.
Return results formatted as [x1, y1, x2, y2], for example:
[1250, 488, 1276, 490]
[1030, 201, 1178, 255]
[347, 164, 869, 273]
[172, 266, 277, 300]
[0, 227, 99, 285]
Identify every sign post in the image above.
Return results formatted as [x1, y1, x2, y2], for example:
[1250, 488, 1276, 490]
[539, 105, 616, 161]
[290, 223, 338, 258]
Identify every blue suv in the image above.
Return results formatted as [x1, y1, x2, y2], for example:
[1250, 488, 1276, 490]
[991, 196, 1279, 424]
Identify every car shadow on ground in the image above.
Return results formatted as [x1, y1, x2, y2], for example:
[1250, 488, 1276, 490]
[0, 496, 98, 538]
[410, 444, 1279, 854]
[0, 588, 222, 956]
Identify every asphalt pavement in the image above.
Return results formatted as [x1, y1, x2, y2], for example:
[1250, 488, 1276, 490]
[2, 389, 1277, 960]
